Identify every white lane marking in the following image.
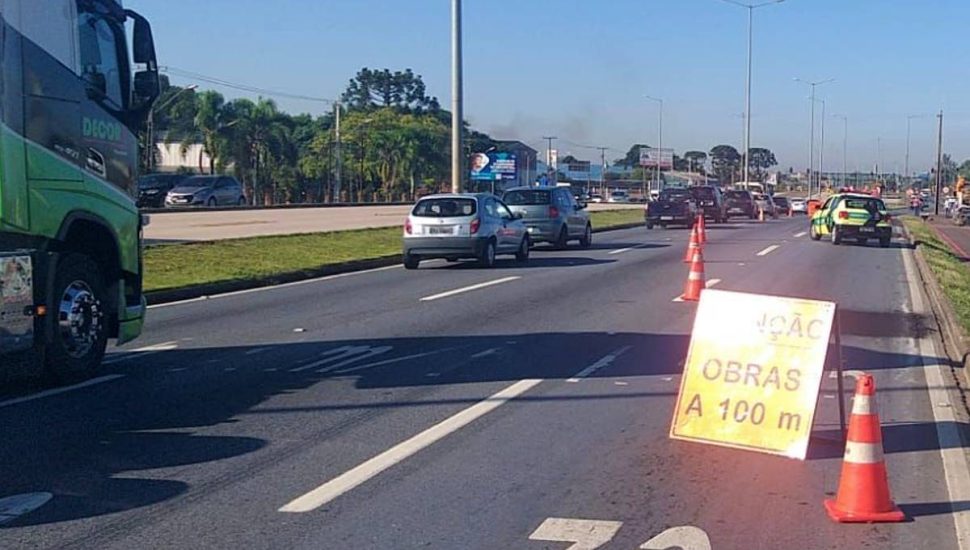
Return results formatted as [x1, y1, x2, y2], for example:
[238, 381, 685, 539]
[102, 341, 178, 365]
[902, 248, 970, 548]
[794, 231, 808, 238]
[0, 374, 125, 409]
[0, 492, 53, 526]
[529, 518, 623, 549]
[641, 526, 713, 550]
[279, 378, 542, 512]
[567, 346, 632, 383]
[317, 346, 393, 373]
[245, 347, 271, 355]
[148, 265, 401, 309]
[288, 345, 366, 372]
[420, 276, 521, 302]
[169, 367, 187, 372]
[471, 347, 501, 359]
[608, 247, 633, 255]
[672, 279, 721, 302]
[756, 244, 780, 256]
[333, 349, 451, 374]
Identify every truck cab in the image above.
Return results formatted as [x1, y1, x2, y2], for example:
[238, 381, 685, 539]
[0, 0, 158, 381]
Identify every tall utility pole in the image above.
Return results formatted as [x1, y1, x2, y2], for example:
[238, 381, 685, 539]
[720, 0, 786, 186]
[542, 136, 557, 186]
[834, 115, 847, 189]
[645, 95, 663, 191]
[794, 77, 834, 197]
[818, 99, 825, 191]
[334, 102, 342, 202]
[936, 110, 944, 216]
[597, 146, 608, 196]
[450, 0, 463, 194]
[905, 114, 925, 190]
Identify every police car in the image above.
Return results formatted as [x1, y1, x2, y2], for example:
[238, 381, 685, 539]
[809, 193, 892, 247]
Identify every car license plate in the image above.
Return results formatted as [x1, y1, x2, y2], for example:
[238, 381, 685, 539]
[427, 226, 453, 235]
[860, 226, 875, 233]
[661, 216, 674, 221]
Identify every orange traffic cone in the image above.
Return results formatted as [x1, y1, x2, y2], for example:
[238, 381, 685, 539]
[824, 374, 905, 523]
[697, 214, 707, 244]
[683, 224, 701, 263]
[681, 248, 706, 301]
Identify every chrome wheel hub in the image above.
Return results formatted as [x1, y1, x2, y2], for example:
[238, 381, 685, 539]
[57, 280, 103, 359]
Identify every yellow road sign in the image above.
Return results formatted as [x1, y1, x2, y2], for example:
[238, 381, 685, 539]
[670, 289, 836, 459]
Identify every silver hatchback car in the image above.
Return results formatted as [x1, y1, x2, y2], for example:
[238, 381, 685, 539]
[402, 193, 530, 269]
[502, 186, 592, 249]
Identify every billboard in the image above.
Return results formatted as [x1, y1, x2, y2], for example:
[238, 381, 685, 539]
[471, 152, 518, 181]
[640, 147, 674, 169]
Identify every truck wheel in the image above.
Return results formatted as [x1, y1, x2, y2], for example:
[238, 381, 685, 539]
[45, 254, 108, 382]
[646, 222, 654, 230]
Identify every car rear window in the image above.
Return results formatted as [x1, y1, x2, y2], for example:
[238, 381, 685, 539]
[725, 191, 751, 200]
[843, 198, 885, 210]
[503, 190, 550, 205]
[773, 197, 790, 205]
[412, 198, 477, 217]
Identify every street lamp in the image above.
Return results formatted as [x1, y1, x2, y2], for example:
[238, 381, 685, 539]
[794, 77, 835, 198]
[905, 114, 926, 188]
[644, 94, 663, 192]
[719, 0, 785, 186]
[147, 84, 198, 171]
[451, 0, 463, 194]
[833, 115, 847, 189]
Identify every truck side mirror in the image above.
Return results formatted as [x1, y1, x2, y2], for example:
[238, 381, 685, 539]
[126, 10, 159, 111]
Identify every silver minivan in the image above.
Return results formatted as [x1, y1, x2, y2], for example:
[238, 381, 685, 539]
[502, 186, 592, 249]
[402, 193, 529, 269]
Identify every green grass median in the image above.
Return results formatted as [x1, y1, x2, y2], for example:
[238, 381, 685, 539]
[144, 208, 645, 293]
[902, 216, 970, 335]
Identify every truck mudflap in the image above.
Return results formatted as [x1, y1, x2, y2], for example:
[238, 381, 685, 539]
[0, 252, 35, 354]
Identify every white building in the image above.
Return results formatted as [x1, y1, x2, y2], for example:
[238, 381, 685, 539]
[154, 142, 212, 174]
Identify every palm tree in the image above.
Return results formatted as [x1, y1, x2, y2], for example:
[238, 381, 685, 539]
[186, 90, 227, 174]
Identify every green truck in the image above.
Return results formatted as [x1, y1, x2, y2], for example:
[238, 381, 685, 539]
[0, 0, 159, 381]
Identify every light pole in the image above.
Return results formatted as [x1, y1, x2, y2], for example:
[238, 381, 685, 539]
[834, 115, 847, 189]
[542, 136, 557, 186]
[816, 99, 825, 192]
[147, 84, 198, 171]
[794, 77, 834, 197]
[644, 95, 663, 191]
[905, 114, 925, 189]
[451, 0, 463, 194]
[720, 0, 785, 186]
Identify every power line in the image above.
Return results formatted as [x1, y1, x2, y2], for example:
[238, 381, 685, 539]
[160, 65, 335, 104]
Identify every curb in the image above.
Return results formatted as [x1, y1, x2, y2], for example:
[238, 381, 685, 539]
[145, 221, 647, 305]
[902, 220, 970, 378]
[141, 202, 412, 215]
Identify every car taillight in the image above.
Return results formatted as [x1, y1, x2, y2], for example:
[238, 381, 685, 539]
[470, 217, 480, 234]
[549, 206, 560, 218]
[838, 211, 849, 219]
[405, 219, 413, 234]
[884, 214, 892, 222]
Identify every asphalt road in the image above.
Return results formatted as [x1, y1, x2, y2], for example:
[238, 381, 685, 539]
[2, 215, 968, 549]
[144, 202, 642, 243]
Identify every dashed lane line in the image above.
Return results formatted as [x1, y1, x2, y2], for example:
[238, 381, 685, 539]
[102, 341, 179, 365]
[0, 375, 125, 409]
[794, 231, 808, 238]
[567, 346, 632, 382]
[278, 378, 542, 512]
[756, 244, 780, 256]
[419, 276, 521, 302]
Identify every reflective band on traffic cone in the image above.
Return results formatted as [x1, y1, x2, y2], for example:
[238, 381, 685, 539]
[683, 224, 702, 263]
[758, 207, 765, 222]
[697, 215, 707, 244]
[682, 248, 705, 301]
[823, 374, 905, 523]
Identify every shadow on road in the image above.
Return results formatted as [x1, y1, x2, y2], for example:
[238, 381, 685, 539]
[808, 420, 969, 460]
[0, 329, 947, 530]
[899, 500, 970, 518]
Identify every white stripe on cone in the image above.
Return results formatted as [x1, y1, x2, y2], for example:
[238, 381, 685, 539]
[843, 440, 884, 465]
[851, 395, 875, 415]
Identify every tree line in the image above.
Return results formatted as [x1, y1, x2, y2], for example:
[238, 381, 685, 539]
[610, 144, 778, 183]
[149, 68, 496, 204]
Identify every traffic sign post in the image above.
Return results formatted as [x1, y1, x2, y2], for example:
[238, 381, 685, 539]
[669, 290, 841, 460]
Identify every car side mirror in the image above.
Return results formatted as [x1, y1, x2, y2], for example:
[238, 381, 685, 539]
[576, 202, 587, 210]
[512, 211, 523, 220]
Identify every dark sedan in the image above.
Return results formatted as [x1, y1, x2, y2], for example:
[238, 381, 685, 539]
[137, 173, 186, 208]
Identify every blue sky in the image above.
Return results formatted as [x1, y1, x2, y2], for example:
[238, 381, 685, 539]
[127, 0, 970, 173]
